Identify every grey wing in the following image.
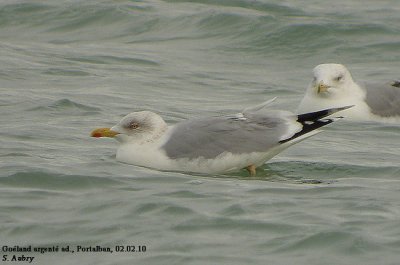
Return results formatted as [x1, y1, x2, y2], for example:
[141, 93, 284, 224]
[161, 112, 291, 160]
[363, 81, 400, 117]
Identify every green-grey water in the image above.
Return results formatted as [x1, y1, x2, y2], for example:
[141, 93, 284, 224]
[1, 0, 399, 264]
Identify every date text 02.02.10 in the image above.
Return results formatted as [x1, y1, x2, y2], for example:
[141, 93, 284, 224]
[115, 245, 147, 253]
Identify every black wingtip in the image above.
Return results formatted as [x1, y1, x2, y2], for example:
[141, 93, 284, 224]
[391, 80, 400, 88]
[279, 118, 336, 144]
[280, 106, 352, 144]
[297, 105, 353, 122]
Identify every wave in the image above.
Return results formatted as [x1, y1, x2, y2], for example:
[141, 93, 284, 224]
[27, 99, 101, 115]
[268, 161, 400, 180]
[0, 171, 122, 190]
[0, 0, 396, 58]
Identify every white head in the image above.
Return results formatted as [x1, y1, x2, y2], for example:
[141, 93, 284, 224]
[308, 63, 358, 99]
[297, 63, 366, 114]
[91, 111, 168, 143]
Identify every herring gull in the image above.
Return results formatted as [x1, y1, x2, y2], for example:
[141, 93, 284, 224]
[91, 99, 350, 175]
[298, 63, 400, 123]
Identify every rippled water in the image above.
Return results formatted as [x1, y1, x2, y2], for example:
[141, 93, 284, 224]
[1, 0, 400, 264]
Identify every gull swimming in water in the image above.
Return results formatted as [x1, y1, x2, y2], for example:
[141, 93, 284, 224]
[91, 99, 350, 175]
[298, 63, 400, 123]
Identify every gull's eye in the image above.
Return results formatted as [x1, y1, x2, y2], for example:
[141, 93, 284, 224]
[127, 121, 139, 129]
[335, 75, 343, 82]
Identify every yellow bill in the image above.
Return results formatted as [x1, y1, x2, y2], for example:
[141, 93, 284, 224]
[317, 82, 330, 93]
[91, 127, 119, 138]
